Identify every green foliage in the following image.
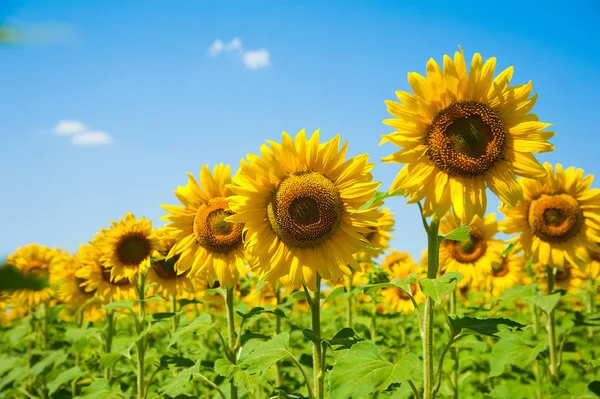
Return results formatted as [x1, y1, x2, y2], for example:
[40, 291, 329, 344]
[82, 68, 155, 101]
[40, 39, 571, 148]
[0, 264, 48, 291]
[419, 272, 462, 303]
[357, 190, 405, 211]
[440, 225, 472, 241]
[489, 335, 547, 377]
[448, 315, 525, 338]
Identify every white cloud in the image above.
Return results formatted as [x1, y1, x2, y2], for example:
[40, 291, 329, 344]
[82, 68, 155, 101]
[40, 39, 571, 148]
[242, 49, 271, 70]
[52, 120, 86, 135]
[71, 130, 112, 146]
[209, 38, 270, 70]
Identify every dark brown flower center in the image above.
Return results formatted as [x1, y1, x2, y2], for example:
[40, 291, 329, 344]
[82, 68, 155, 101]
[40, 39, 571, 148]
[76, 276, 95, 296]
[193, 198, 244, 254]
[448, 229, 487, 263]
[528, 194, 583, 243]
[492, 256, 510, 277]
[555, 268, 570, 283]
[153, 256, 180, 280]
[426, 101, 505, 177]
[116, 233, 151, 266]
[590, 250, 600, 263]
[267, 172, 344, 248]
[101, 267, 130, 286]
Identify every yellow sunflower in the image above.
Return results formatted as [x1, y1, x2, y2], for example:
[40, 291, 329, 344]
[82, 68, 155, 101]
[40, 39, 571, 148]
[532, 263, 585, 295]
[96, 213, 161, 282]
[485, 249, 526, 296]
[147, 228, 196, 299]
[7, 244, 65, 308]
[381, 47, 554, 221]
[355, 208, 395, 262]
[586, 249, 600, 282]
[161, 164, 246, 288]
[56, 254, 101, 321]
[439, 213, 502, 288]
[379, 255, 425, 314]
[76, 241, 136, 302]
[228, 129, 381, 289]
[502, 163, 600, 270]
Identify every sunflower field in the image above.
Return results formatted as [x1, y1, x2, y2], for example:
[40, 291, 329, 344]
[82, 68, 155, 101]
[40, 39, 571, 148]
[2, 48, 600, 399]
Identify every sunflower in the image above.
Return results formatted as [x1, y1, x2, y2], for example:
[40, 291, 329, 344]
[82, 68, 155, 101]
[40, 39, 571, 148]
[56, 253, 101, 321]
[228, 129, 381, 289]
[381, 47, 554, 221]
[532, 263, 585, 295]
[355, 208, 395, 262]
[7, 244, 65, 308]
[161, 164, 246, 289]
[96, 213, 161, 282]
[485, 249, 526, 296]
[146, 227, 196, 299]
[76, 241, 136, 302]
[379, 253, 424, 314]
[502, 163, 600, 270]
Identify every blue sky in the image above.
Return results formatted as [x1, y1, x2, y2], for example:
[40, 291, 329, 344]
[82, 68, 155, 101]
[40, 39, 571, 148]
[1, 0, 599, 262]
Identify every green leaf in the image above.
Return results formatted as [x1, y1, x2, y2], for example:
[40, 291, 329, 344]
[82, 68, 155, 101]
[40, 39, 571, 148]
[0, 264, 49, 291]
[528, 292, 562, 314]
[214, 358, 237, 379]
[588, 381, 600, 396]
[441, 225, 472, 241]
[177, 298, 201, 308]
[48, 366, 82, 395]
[80, 378, 123, 399]
[159, 360, 201, 396]
[144, 295, 165, 302]
[239, 333, 292, 375]
[151, 312, 176, 321]
[236, 306, 287, 319]
[500, 243, 516, 257]
[98, 353, 122, 369]
[448, 315, 525, 338]
[302, 329, 322, 345]
[574, 311, 600, 327]
[321, 286, 347, 306]
[357, 190, 405, 211]
[498, 284, 538, 302]
[160, 355, 195, 369]
[65, 326, 91, 343]
[291, 290, 307, 299]
[204, 287, 225, 297]
[327, 328, 364, 350]
[362, 282, 395, 295]
[102, 299, 134, 311]
[168, 314, 214, 348]
[419, 272, 463, 303]
[30, 351, 68, 377]
[330, 341, 420, 399]
[240, 329, 271, 346]
[489, 336, 546, 377]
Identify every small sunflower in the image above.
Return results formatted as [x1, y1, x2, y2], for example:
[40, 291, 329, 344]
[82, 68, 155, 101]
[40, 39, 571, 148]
[147, 228, 196, 298]
[355, 209, 395, 262]
[502, 163, 600, 270]
[486, 249, 526, 296]
[76, 241, 136, 302]
[587, 249, 600, 282]
[439, 213, 501, 288]
[381, 47, 554, 221]
[379, 254, 424, 314]
[532, 263, 585, 295]
[97, 213, 161, 282]
[56, 254, 100, 321]
[7, 244, 65, 308]
[161, 164, 246, 288]
[228, 129, 381, 288]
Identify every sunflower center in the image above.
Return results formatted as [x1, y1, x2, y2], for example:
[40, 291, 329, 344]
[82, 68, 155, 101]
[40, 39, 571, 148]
[427, 101, 505, 177]
[76, 276, 95, 296]
[555, 268, 570, 283]
[492, 256, 510, 277]
[116, 233, 151, 266]
[448, 229, 486, 263]
[528, 194, 583, 243]
[101, 268, 129, 286]
[153, 256, 180, 280]
[267, 171, 344, 248]
[193, 198, 244, 254]
[590, 250, 600, 263]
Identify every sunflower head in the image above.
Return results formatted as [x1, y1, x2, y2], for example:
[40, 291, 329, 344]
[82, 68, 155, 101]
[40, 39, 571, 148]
[161, 164, 246, 288]
[229, 129, 381, 288]
[381, 47, 554, 222]
[379, 255, 424, 314]
[485, 249, 526, 297]
[355, 209, 395, 262]
[502, 163, 600, 270]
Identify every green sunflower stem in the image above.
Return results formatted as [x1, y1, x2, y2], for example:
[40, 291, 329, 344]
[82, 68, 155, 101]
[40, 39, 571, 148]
[370, 297, 378, 341]
[225, 287, 239, 399]
[532, 306, 543, 399]
[40, 301, 50, 399]
[135, 273, 148, 399]
[104, 308, 115, 382]
[423, 217, 440, 399]
[170, 294, 179, 335]
[310, 274, 325, 399]
[72, 311, 84, 398]
[545, 267, 559, 385]
[346, 274, 353, 329]
[275, 284, 283, 387]
[449, 289, 459, 399]
[587, 278, 596, 340]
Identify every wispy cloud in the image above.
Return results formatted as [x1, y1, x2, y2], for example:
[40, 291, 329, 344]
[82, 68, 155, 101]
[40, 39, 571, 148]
[50, 120, 113, 146]
[208, 37, 271, 70]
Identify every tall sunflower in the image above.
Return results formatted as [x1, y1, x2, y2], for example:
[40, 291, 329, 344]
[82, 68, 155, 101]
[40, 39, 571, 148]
[7, 244, 65, 308]
[228, 129, 381, 288]
[439, 213, 502, 288]
[379, 252, 424, 314]
[502, 163, 600, 270]
[56, 253, 101, 321]
[355, 208, 394, 263]
[381, 47, 554, 221]
[486, 249, 526, 296]
[161, 164, 246, 288]
[146, 227, 196, 298]
[76, 241, 136, 302]
[96, 213, 161, 282]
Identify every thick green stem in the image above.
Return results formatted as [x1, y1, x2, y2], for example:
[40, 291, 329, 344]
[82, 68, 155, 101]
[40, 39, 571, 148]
[588, 278, 596, 340]
[546, 267, 559, 385]
[136, 273, 147, 399]
[423, 218, 439, 399]
[370, 298, 377, 341]
[346, 275, 353, 329]
[449, 289, 458, 399]
[104, 309, 115, 382]
[225, 287, 238, 399]
[72, 311, 84, 397]
[310, 274, 325, 399]
[532, 306, 543, 399]
[170, 295, 179, 335]
[40, 302, 50, 399]
[275, 285, 283, 387]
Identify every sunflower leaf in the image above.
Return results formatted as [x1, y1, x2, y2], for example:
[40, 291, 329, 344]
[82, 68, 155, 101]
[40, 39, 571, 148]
[419, 272, 463, 303]
[291, 290, 307, 299]
[448, 315, 525, 338]
[440, 225, 472, 242]
[489, 336, 546, 377]
[79, 378, 124, 399]
[48, 366, 83, 395]
[168, 314, 214, 349]
[321, 286, 347, 306]
[329, 341, 420, 399]
[528, 292, 562, 315]
[588, 381, 600, 396]
[500, 243, 516, 257]
[357, 190, 405, 211]
[0, 264, 49, 291]
[236, 307, 287, 319]
[102, 299, 134, 311]
[239, 333, 293, 375]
